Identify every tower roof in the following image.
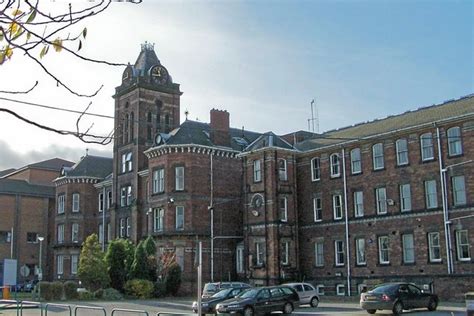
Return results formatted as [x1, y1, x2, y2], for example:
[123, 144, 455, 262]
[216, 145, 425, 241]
[133, 42, 161, 76]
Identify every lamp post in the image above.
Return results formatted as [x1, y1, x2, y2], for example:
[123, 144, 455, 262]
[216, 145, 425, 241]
[37, 236, 44, 300]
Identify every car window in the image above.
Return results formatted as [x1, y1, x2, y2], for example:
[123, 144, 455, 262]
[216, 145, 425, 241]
[371, 284, 397, 294]
[270, 288, 283, 297]
[239, 288, 259, 299]
[257, 289, 271, 300]
[303, 284, 314, 291]
[204, 283, 217, 292]
[294, 284, 304, 292]
[231, 289, 241, 297]
[220, 283, 231, 289]
[408, 284, 421, 295]
[281, 287, 295, 295]
[212, 288, 232, 298]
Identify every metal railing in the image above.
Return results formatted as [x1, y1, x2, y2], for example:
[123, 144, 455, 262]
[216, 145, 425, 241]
[44, 303, 72, 316]
[111, 308, 149, 316]
[74, 305, 107, 316]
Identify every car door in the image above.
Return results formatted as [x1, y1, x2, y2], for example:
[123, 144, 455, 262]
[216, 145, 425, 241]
[397, 285, 411, 308]
[255, 289, 271, 315]
[269, 287, 286, 312]
[407, 284, 426, 308]
[303, 284, 316, 304]
[293, 284, 305, 304]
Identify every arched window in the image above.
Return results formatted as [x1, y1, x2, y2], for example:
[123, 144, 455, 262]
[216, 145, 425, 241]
[330, 153, 340, 177]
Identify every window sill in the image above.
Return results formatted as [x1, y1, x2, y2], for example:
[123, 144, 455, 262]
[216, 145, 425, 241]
[395, 163, 410, 168]
[330, 175, 341, 179]
[372, 167, 386, 172]
[421, 158, 436, 164]
[427, 260, 443, 264]
[448, 153, 463, 159]
[377, 263, 391, 266]
[351, 171, 363, 176]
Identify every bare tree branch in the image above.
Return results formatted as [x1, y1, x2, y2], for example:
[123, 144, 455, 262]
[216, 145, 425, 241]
[0, 80, 38, 94]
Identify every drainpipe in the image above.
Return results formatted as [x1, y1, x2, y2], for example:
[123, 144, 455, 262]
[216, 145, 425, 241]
[436, 127, 452, 274]
[102, 187, 106, 252]
[210, 151, 214, 282]
[341, 148, 351, 296]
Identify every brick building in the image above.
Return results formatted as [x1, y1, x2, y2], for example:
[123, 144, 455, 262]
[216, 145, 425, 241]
[1, 44, 472, 299]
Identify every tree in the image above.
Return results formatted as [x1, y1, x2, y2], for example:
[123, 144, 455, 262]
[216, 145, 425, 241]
[165, 263, 182, 296]
[144, 235, 156, 257]
[78, 234, 110, 291]
[129, 241, 148, 280]
[104, 239, 128, 291]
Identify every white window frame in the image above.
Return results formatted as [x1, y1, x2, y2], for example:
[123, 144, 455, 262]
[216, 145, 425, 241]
[57, 194, 65, 214]
[107, 222, 112, 242]
[350, 148, 362, 174]
[311, 157, 321, 181]
[120, 187, 127, 207]
[279, 197, 288, 222]
[71, 254, 78, 275]
[57, 224, 64, 244]
[376, 187, 387, 214]
[119, 218, 125, 238]
[153, 168, 165, 194]
[333, 194, 343, 220]
[175, 166, 185, 191]
[121, 153, 127, 173]
[456, 230, 470, 261]
[452, 176, 466, 206]
[71, 223, 79, 243]
[99, 192, 104, 212]
[396, 138, 409, 166]
[425, 180, 438, 209]
[256, 242, 265, 266]
[107, 191, 112, 209]
[57, 255, 64, 275]
[372, 143, 384, 170]
[98, 223, 104, 244]
[236, 244, 244, 273]
[126, 186, 132, 206]
[400, 184, 412, 212]
[336, 284, 346, 296]
[315, 241, 324, 267]
[428, 232, 441, 262]
[420, 133, 434, 161]
[378, 236, 390, 264]
[281, 241, 289, 265]
[126, 217, 131, 237]
[330, 153, 340, 177]
[313, 197, 322, 222]
[175, 206, 184, 231]
[334, 240, 345, 266]
[72, 193, 80, 212]
[126, 152, 132, 171]
[354, 191, 364, 217]
[316, 285, 325, 296]
[153, 208, 164, 232]
[447, 126, 462, 156]
[402, 233, 415, 264]
[278, 158, 288, 181]
[253, 160, 262, 182]
[356, 237, 366, 265]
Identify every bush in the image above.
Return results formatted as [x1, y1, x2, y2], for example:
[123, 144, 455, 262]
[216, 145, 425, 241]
[64, 281, 78, 300]
[124, 279, 154, 299]
[50, 281, 64, 300]
[38, 281, 52, 301]
[165, 263, 182, 296]
[78, 290, 95, 300]
[94, 288, 104, 299]
[103, 288, 123, 300]
[154, 281, 166, 298]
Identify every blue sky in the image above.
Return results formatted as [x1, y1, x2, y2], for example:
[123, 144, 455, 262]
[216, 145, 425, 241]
[0, 0, 472, 169]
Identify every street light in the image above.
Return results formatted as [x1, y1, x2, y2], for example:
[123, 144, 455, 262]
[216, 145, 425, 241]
[37, 236, 44, 301]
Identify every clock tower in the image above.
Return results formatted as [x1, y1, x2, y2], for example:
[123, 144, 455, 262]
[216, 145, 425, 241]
[111, 42, 182, 242]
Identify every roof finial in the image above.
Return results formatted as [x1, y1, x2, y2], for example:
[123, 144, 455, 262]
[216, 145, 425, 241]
[184, 109, 189, 120]
[86, 148, 89, 156]
[141, 41, 155, 51]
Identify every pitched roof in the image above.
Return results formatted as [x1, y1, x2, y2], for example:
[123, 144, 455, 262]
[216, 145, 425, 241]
[244, 132, 295, 152]
[65, 155, 113, 179]
[0, 168, 16, 177]
[133, 43, 161, 76]
[0, 179, 55, 197]
[28, 158, 75, 171]
[296, 94, 474, 151]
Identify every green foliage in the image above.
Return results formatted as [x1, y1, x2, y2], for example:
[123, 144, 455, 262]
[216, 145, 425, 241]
[78, 290, 95, 300]
[94, 288, 104, 299]
[144, 236, 156, 256]
[103, 288, 124, 300]
[124, 279, 154, 299]
[38, 281, 52, 301]
[165, 263, 182, 296]
[50, 281, 64, 300]
[78, 234, 110, 291]
[105, 239, 129, 291]
[63, 281, 78, 300]
[124, 239, 136, 279]
[129, 241, 149, 280]
[154, 281, 166, 298]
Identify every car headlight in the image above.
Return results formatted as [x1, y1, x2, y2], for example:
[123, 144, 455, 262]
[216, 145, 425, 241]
[228, 304, 240, 309]
[202, 303, 209, 307]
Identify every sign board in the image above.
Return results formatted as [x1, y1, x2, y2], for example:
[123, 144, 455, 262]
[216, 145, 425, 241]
[20, 265, 30, 277]
[3, 259, 17, 286]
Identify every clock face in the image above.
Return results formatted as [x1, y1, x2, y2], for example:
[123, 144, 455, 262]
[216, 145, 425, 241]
[155, 133, 162, 145]
[151, 66, 168, 84]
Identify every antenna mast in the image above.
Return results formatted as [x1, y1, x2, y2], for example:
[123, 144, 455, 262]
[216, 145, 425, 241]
[308, 99, 319, 133]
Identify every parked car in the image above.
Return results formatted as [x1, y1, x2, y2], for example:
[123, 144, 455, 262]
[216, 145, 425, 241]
[284, 282, 320, 307]
[24, 279, 39, 292]
[360, 282, 438, 315]
[202, 282, 251, 298]
[193, 287, 249, 315]
[216, 285, 299, 316]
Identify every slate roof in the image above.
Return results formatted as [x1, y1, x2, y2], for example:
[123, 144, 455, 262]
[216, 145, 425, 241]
[27, 158, 74, 171]
[244, 132, 295, 151]
[296, 94, 474, 151]
[65, 155, 113, 179]
[133, 43, 161, 77]
[0, 178, 55, 197]
[0, 168, 16, 177]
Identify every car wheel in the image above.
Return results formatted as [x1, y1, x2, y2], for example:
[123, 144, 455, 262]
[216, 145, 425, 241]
[283, 302, 293, 314]
[243, 306, 254, 316]
[310, 297, 319, 308]
[393, 301, 403, 315]
[366, 310, 376, 314]
[427, 298, 437, 311]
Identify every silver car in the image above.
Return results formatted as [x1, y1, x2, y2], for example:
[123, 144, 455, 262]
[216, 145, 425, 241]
[284, 283, 320, 307]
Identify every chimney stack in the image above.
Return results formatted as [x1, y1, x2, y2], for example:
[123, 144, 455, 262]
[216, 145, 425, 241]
[210, 109, 230, 147]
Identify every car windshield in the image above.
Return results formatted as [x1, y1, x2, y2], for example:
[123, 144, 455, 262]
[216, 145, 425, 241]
[212, 288, 232, 298]
[371, 284, 397, 294]
[238, 288, 259, 298]
[204, 284, 217, 292]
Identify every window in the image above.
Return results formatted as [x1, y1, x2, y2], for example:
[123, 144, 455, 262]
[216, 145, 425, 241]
[279, 197, 288, 222]
[253, 160, 262, 182]
[378, 236, 389, 264]
[420, 133, 434, 161]
[336, 284, 346, 296]
[153, 208, 164, 232]
[121, 152, 132, 173]
[447, 127, 462, 156]
[26, 232, 38, 243]
[396, 139, 409, 166]
[126, 217, 131, 237]
[330, 153, 340, 177]
[130, 112, 134, 140]
[355, 238, 366, 265]
[354, 191, 364, 217]
[376, 187, 387, 214]
[428, 232, 441, 262]
[98, 223, 104, 244]
[119, 218, 126, 238]
[255, 242, 265, 266]
[153, 168, 165, 194]
[57, 255, 64, 275]
[281, 241, 289, 265]
[147, 112, 153, 141]
[236, 244, 244, 273]
[71, 255, 78, 275]
[107, 191, 112, 209]
[72, 193, 80, 212]
[175, 166, 184, 191]
[71, 223, 79, 243]
[57, 224, 64, 244]
[351, 148, 361, 174]
[175, 206, 184, 231]
[456, 230, 470, 261]
[334, 240, 344, 266]
[0, 231, 11, 243]
[278, 159, 287, 181]
[452, 176, 466, 206]
[120, 187, 127, 207]
[58, 194, 65, 214]
[333, 195, 343, 220]
[316, 285, 325, 296]
[313, 197, 322, 222]
[425, 180, 438, 209]
[107, 223, 112, 242]
[402, 234, 415, 264]
[315, 241, 324, 267]
[99, 192, 104, 212]
[311, 158, 321, 181]
[400, 184, 412, 212]
[126, 186, 132, 206]
[372, 143, 384, 170]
